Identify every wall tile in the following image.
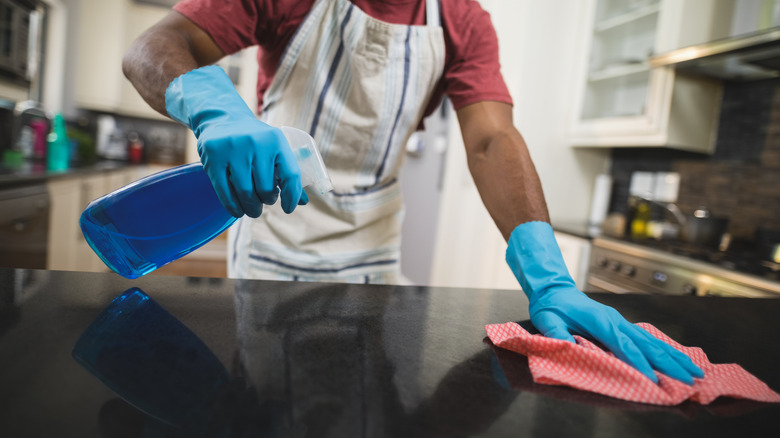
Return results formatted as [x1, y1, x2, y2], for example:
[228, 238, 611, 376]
[609, 78, 780, 242]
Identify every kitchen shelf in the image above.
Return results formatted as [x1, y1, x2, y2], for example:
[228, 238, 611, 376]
[588, 62, 649, 82]
[569, 0, 728, 152]
[594, 3, 660, 33]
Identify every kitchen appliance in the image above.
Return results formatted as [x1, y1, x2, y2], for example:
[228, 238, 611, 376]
[0, 99, 14, 151]
[95, 115, 127, 160]
[587, 236, 780, 298]
[0, 0, 43, 83]
[650, 26, 780, 81]
[0, 183, 49, 270]
[756, 227, 780, 264]
[680, 207, 729, 246]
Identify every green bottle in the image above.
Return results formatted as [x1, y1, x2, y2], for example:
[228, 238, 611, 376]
[47, 113, 69, 171]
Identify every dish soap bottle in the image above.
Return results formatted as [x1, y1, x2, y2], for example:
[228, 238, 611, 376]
[80, 127, 332, 279]
[47, 113, 70, 171]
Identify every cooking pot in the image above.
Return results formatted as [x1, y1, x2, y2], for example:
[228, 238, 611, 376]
[755, 227, 780, 264]
[680, 207, 729, 246]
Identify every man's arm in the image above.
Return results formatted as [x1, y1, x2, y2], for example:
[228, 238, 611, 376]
[122, 11, 225, 117]
[457, 101, 704, 385]
[122, 11, 306, 217]
[456, 101, 549, 241]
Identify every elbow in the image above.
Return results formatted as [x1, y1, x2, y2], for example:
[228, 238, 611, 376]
[122, 31, 150, 81]
[121, 48, 134, 80]
[466, 127, 519, 162]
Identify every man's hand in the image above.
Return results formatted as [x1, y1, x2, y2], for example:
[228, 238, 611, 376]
[507, 221, 704, 384]
[123, 13, 307, 217]
[166, 66, 307, 218]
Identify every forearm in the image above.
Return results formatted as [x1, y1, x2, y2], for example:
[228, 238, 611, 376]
[457, 102, 549, 241]
[122, 12, 224, 117]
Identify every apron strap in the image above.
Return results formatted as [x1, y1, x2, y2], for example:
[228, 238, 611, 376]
[426, 0, 441, 27]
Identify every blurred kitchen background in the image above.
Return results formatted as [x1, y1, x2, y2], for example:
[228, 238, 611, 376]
[2, 0, 780, 297]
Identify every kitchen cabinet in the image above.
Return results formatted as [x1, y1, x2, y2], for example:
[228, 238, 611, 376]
[73, 0, 169, 119]
[569, 0, 734, 152]
[555, 231, 592, 290]
[46, 164, 229, 277]
[46, 166, 156, 273]
[73, 0, 257, 123]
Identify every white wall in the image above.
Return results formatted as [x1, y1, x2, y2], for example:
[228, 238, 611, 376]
[430, 0, 610, 290]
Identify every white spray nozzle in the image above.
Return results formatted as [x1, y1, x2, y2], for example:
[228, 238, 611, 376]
[281, 126, 333, 195]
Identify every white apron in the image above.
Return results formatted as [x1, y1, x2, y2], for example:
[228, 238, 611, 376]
[229, 0, 445, 284]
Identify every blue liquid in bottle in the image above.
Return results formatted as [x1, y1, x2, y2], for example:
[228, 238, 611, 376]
[80, 163, 237, 279]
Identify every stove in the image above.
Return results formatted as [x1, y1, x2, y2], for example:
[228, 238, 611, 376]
[586, 237, 780, 298]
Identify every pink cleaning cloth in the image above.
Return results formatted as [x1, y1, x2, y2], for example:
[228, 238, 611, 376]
[485, 322, 780, 406]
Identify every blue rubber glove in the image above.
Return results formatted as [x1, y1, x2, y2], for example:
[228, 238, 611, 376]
[506, 221, 704, 385]
[165, 65, 308, 218]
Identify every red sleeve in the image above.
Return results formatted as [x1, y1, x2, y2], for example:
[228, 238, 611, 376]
[173, 0, 309, 55]
[441, 0, 513, 110]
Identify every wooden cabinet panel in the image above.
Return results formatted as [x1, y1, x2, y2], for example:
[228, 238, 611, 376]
[46, 167, 156, 273]
[46, 177, 80, 271]
[74, 0, 168, 119]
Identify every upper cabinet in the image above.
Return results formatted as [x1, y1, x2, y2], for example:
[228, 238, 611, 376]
[569, 0, 734, 152]
[72, 0, 256, 123]
[73, 0, 169, 119]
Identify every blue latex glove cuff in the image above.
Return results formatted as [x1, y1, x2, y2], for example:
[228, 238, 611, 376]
[506, 221, 574, 301]
[506, 221, 704, 385]
[165, 65, 256, 135]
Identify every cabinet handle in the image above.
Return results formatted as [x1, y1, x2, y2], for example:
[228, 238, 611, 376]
[14, 219, 28, 232]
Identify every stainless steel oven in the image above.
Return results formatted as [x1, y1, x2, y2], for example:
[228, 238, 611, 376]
[0, 183, 49, 269]
[587, 237, 780, 298]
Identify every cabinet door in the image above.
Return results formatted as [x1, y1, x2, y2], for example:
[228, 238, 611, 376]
[74, 174, 112, 272]
[47, 178, 81, 271]
[569, 0, 728, 151]
[74, 0, 169, 119]
[48, 172, 133, 273]
[117, 3, 171, 119]
[74, 0, 127, 112]
[555, 232, 592, 290]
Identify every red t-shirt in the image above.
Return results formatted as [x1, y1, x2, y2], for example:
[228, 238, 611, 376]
[173, 0, 512, 118]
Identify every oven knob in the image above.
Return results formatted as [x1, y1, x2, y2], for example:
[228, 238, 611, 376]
[682, 284, 698, 296]
[622, 265, 636, 277]
[596, 256, 608, 268]
[609, 260, 622, 272]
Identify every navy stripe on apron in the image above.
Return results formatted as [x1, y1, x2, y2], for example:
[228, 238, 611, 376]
[310, 3, 355, 138]
[249, 254, 397, 274]
[374, 26, 412, 185]
[331, 177, 397, 197]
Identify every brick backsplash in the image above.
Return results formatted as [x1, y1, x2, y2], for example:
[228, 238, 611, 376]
[609, 78, 780, 242]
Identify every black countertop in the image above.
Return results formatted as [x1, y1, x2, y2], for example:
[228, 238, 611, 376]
[0, 160, 141, 187]
[1, 268, 778, 437]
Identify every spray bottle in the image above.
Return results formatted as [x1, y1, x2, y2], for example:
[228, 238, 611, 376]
[80, 127, 332, 279]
